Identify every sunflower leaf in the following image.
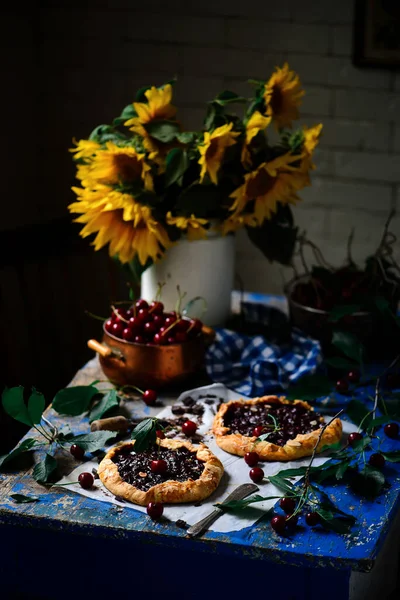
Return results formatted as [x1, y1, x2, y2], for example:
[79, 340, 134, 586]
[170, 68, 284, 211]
[214, 90, 247, 106]
[246, 205, 298, 266]
[144, 120, 180, 143]
[164, 148, 190, 187]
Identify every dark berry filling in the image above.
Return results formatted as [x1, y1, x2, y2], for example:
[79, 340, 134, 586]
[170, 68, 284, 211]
[223, 402, 322, 446]
[112, 444, 204, 491]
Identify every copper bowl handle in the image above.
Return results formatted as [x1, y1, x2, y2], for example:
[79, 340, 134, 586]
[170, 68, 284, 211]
[88, 339, 118, 358]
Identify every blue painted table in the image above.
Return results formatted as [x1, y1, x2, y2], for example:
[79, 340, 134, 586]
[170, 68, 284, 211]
[1, 294, 400, 600]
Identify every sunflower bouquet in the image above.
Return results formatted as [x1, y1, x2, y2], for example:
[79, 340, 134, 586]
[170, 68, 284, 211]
[69, 63, 322, 279]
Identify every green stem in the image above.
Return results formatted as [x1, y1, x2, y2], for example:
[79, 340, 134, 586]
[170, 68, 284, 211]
[33, 425, 52, 443]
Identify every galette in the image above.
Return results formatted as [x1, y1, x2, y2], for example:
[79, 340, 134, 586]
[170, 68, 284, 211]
[212, 395, 342, 461]
[98, 438, 224, 506]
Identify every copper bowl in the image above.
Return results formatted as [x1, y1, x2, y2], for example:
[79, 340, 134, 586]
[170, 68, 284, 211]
[87, 321, 215, 389]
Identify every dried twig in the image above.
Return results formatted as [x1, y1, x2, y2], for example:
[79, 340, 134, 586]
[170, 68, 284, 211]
[304, 409, 344, 485]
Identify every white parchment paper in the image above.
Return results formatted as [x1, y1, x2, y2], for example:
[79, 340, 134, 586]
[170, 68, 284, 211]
[56, 383, 357, 532]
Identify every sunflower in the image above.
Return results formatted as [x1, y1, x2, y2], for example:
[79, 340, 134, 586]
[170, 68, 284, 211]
[198, 123, 240, 185]
[166, 212, 209, 240]
[78, 141, 153, 191]
[283, 124, 323, 188]
[125, 84, 177, 161]
[220, 212, 258, 235]
[229, 153, 306, 224]
[241, 111, 271, 167]
[69, 139, 101, 161]
[264, 63, 304, 130]
[69, 186, 172, 265]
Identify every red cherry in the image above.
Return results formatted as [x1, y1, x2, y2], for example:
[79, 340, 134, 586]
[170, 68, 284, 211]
[153, 333, 167, 345]
[105, 319, 114, 333]
[270, 515, 286, 535]
[176, 319, 191, 332]
[134, 335, 145, 344]
[384, 423, 399, 439]
[128, 316, 142, 333]
[244, 452, 259, 467]
[136, 299, 149, 310]
[111, 322, 124, 338]
[126, 308, 133, 318]
[150, 459, 168, 474]
[347, 370, 360, 383]
[164, 316, 177, 327]
[137, 308, 149, 322]
[305, 512, 320, 526]
[156, 430, 165, 439]
[348, 432, 363, 446]
[182, 420, 197, 436]
[175, 331, 188, 343]
[253, 426, 264, 438]
[279, 497, 296, 514]
[190, 319, 203, 334]
[78, 472, 94, 489]
[336, 379, 349, 394]
[146, 502, 163, 520]
[369, 453, 385, 469]
[122, 327, 134, 341]
[144, 321, 157, 335]
[150, 301, 164, 314]
[249, 467, 264, 483]
[143, 389, 157, 406]
[167, 336, 176, 344]
[153, 314, 165, 327]
[70, 444, 85, 460]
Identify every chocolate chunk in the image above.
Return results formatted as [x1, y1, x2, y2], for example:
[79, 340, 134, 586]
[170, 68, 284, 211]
[182, 396, 195, 407]
[92, 468, 99, 479]
[171, 405, 186, 415]
[175, 519, 189, 529]
[191, 404, 204, 415]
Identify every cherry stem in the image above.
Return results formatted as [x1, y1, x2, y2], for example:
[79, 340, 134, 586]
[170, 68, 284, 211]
[111, 305, 130, 324]
[175, 285, 187, 315]
[85, 310, 108, 322]
[120, 384, 144, 395]
[163, 318, 181, 336]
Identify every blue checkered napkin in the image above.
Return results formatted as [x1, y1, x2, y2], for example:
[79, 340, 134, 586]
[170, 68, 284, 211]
[205, 327, 322, 398]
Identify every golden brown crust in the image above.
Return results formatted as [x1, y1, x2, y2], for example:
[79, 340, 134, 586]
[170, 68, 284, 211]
[212, 395, 342, 462]
[98, 438, 224, 506]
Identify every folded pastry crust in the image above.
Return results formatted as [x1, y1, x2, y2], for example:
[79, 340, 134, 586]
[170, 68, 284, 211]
[98, 438, 224, 506]
[212, 395, 342, 462]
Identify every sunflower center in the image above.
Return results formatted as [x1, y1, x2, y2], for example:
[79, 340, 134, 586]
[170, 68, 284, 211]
[247, 168, 276, 198]
[114, 155, 142, 182]
[270, 85, 283, 115]
[206, 139, 220, 161]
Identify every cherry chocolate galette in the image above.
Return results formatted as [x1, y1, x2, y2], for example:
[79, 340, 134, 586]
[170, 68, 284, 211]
[98, 438, 223, 506]
[212, 395, 342, 461]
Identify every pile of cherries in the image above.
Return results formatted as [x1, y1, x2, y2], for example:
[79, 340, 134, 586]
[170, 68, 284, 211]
[104, 299, 203, 346]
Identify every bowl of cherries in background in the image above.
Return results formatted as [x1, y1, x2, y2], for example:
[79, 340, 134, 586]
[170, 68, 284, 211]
[88, 297, 215, 390]
[285, 226, 400, 364]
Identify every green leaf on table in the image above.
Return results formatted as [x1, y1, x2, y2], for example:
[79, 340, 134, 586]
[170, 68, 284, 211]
[10, 493, 39, 503]
[89, 390, 120, 423]
[286, 373, 332, 401]
[131, 418, 158, 453]
[68, 431, 117, 453]
[346, 399, 371, 429]
[27, 388, 45, 424]
[324, 357, 358, 370]
[2, 386, 32, 426]
[350, 435, 372, 453]
[349, 465, 385, 497]
[0, 438, 38, 470]
[33, 454, 58, 483]
[52, 385, 99, 416]
[335, 459, 352, 480]
[215, 494, 281, 512]
[144, 120, 180, 143]
[56, 424, 74, 441]
[316, 508, 356, 533]
[164, 148, 189, 187]
[332, 331, 364, 364]
[382, 451, 400, 463]
[366, 416, 393, 432]
[268, 474, 297, 496]
[328, 305, 362, 323]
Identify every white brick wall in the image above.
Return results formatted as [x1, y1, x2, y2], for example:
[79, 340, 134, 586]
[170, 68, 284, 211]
[35, 0, 400, 292]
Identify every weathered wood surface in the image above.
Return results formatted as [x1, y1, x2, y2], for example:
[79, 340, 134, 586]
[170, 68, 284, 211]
[1, 356, 400, 574]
